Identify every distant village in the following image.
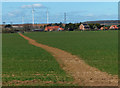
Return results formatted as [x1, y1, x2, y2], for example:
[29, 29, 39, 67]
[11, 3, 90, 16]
[1, 20, 119, 33]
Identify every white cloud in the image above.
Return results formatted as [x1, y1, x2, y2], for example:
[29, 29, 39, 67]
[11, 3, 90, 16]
[7, 10, 25, 17]
[33, 4, 43, 8]
[21, 5, 32, 8]
[86, 13, 94, 17]
[21, 4, 45, 8]
[8, 13, 15, 16]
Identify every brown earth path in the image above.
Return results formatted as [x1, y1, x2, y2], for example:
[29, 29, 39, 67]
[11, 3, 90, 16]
[19, 33, 118, 86]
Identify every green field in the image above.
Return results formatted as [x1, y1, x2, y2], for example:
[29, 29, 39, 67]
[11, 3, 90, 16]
[2, 33, 74, 86]
[24, 31, 118, 75]
[2, 31, 118, 86]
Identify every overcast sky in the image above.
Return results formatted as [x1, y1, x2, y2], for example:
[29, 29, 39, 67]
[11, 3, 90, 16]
[2, 2, 118, 24]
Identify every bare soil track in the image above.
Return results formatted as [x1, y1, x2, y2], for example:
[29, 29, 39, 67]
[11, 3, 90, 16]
[19, 33, 118, 86]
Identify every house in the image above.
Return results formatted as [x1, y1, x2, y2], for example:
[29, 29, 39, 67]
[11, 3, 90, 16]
[45, 26, 64, 31]
[100, 26, 109, 30]
[105, 27, 109, 30]
[109, 25, 118, 30]
[100, 27, 104, 30]
[79, 24, 90, 30]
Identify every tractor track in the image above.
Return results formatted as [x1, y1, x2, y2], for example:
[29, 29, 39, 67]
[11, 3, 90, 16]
[19, 33, 118, 86]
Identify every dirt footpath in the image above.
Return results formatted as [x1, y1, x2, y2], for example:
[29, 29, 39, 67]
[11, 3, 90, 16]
[19, 33, 118, 86]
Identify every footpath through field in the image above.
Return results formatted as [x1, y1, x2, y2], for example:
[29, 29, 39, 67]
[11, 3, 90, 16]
[19, 33, 118, 86]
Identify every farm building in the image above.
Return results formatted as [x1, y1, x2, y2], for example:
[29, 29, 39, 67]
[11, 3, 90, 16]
[105, 27, 109, 30]
[45, 26, 64, 31]
[79, 24, 90, 30]
[109, 25, 118, 30]
[32, 29, 44, 32]
[100, 26, 109, 30]
[100, 27, 104, 30]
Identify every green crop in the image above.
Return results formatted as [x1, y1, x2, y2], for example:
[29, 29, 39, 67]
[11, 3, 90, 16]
[2, 33, 74, 86]
[25, 31, 118, 75]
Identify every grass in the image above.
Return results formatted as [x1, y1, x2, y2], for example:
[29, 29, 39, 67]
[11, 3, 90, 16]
[24, 30, 118, 75]
[2, 33, 74, 86]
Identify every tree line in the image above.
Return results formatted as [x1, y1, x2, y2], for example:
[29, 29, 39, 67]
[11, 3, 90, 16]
[2, 22, 119, 33]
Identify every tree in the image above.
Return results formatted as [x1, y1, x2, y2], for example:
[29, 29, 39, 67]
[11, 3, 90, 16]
[88, 24, 94, 30]
[59, 22, 63, 27]
[88, 23, 102, 31]
[40, 26, 44, 29]
[4, 24, 12, 28]
[95, 23, 101, 29]
[118, 25, 120, 30]
[23, 25, 32, 32]
[47, 23, 52, 26]
[67, 23, 74, 31]
[65, 23, 82, 31]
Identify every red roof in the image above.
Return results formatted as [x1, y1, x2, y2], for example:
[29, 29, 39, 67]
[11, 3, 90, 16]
[45, 26, 64, 31]
[110, 25, 118, 29]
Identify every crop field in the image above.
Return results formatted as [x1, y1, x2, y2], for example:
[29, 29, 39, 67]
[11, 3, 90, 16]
[2, 31, 118, 86]
[2, 33, 74, 86]
[25, 31, 118, 75]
